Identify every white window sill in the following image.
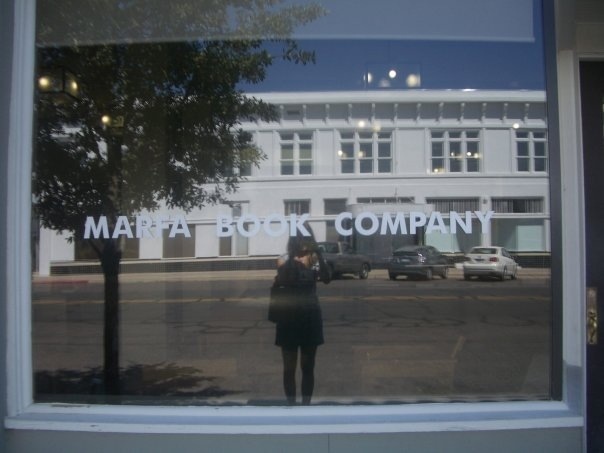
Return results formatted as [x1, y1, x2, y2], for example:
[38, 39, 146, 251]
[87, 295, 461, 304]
[5, 400, 583, 434]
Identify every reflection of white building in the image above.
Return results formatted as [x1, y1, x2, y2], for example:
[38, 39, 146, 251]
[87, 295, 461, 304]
[38, 90, 549, 274]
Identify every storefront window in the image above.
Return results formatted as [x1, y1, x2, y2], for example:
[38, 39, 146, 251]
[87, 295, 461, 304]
[32, 0, 553, 407]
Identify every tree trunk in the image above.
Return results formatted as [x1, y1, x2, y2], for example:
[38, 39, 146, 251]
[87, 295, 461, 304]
[101, 239, 121, 395]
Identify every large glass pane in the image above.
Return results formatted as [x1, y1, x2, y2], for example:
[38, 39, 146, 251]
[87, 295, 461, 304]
[339, 141, 354, 174]
[359, 141, 373, 173]
[534, 141, 547, 171]
[299, 161, 312, 175]
[32, 0, 552, 407]
[517, 141, 531, 172]
[466, 140, 480, 172]
[281, 144, 294, 175]
[449, 141, 462, 172]
[299, 144, 312, 160]
[377, 159, 391, 173]
[378, 141, 391, 158]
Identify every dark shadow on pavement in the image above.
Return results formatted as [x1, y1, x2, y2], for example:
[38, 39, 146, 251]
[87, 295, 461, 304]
[34, 362, 242, 405]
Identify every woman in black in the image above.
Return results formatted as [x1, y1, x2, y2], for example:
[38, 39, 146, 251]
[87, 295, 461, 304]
[273, 232, 330, 405]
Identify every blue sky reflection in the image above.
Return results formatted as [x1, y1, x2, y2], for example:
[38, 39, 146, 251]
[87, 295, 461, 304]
[243, 0, 545, 93]
[243, 38, 546, 93]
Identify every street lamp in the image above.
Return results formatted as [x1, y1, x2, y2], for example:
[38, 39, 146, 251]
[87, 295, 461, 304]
[37, 67, 80, 102]
[101, 114, 125, 137]
[102, 114, 124, 128]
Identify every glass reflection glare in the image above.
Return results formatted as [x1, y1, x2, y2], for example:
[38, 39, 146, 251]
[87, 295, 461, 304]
[32, 0, 551, 406]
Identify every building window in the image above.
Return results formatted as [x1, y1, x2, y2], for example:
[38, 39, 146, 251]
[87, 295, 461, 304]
[279, 132, 313, 175]
[515, 130, 548, 173]
[357, 197, 415, 204]
[324, 199, 348, 242]
[162, 227, 195, 258]
[239, 161, 252, 177]
[219, 235, 232, 256]
[425, 197, 481, 212]
[324, 198, 347, 215]
[492, 198, 544, 214]
[431, 130, 481, 173]
[75, 238, 139, 260]
[284, 199, 310, 215]
[219, 204, 249, 256]
[338, 131, 392, 174]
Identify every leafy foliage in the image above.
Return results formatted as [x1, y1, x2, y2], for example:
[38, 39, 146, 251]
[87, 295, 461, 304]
[34, 0, 324, 238]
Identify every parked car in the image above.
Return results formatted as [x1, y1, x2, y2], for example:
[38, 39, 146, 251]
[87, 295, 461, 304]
[387, 245, 449, 280]
[317, 241, 371, 279]
[463, 246, 518, 281]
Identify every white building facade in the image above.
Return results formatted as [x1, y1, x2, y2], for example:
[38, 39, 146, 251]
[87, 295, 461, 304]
[39, 90, 550, 274]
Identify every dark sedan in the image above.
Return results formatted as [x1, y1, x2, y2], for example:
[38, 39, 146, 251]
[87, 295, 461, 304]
[387, 245, 449, 280]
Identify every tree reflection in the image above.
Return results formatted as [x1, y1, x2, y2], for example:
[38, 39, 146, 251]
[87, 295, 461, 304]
[33, 0, 324, 395]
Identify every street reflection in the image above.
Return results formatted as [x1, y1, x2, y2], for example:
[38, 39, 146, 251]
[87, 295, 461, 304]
[33, 268, 550, 404]
[32, 0, 551, 404]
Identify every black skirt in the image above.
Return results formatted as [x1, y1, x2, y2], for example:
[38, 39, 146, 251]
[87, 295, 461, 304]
[275, 301, 324, 348]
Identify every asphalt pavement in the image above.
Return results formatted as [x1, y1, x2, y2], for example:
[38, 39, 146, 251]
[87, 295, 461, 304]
[32, 267, 552, 406]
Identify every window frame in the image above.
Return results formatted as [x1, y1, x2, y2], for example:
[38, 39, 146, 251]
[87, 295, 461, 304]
[278, 131, 314, 176]
[492, 197, 545, 214]
[515, 129, 549, 173]
[338, 130, 392, 175]
[425, 197, 481, 212]
[284, 199, 310, 216]
[4, 0, 582, 437]
[430, 130, 482, 174]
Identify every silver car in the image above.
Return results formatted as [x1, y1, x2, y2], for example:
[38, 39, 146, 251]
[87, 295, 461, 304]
[463, 246, 518, 281]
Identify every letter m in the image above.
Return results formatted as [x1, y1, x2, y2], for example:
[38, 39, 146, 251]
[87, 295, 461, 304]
[84, 216, 109, 239]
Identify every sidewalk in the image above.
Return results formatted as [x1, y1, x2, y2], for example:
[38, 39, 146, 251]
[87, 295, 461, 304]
[33, 266, 551, 285]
